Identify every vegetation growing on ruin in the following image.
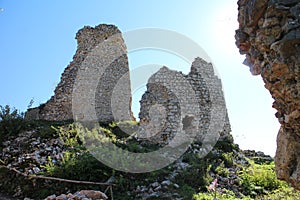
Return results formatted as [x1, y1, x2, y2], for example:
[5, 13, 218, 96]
[1, 105, 300, 199]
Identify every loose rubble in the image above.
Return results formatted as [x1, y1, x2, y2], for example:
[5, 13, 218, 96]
[45, 190, 107, 200]
[1, 130, 65, 176]
[0, 128, 274, 199]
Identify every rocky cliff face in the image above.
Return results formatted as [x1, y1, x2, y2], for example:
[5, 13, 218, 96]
[25, 24, 133, 122]
[235, 0, 300, 189]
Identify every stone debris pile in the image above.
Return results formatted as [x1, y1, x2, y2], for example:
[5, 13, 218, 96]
[132, 145, 254, 199]
[45, 190, 107, 200]
[1, 130, 65, 176]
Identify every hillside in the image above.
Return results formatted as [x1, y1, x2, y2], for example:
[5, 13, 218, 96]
[0, 106, 299, 200]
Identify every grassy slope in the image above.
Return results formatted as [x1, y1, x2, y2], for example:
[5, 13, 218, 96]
[0, 108, 299, 200]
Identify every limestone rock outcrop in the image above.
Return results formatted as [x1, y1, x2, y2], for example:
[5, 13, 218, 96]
[235, 0, 300, 188]
[25, 24, 133, 122]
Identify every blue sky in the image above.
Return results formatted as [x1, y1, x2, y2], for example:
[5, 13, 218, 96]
[0, 0, 279, 156]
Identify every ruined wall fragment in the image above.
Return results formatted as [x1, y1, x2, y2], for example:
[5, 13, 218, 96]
[25, 24, 133, 122]
[138, 58, 232, 146]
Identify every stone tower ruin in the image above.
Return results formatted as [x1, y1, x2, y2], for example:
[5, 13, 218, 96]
[137, 57, 231, 145]
[25, 23, 232, 147]
[25, 24, 133, 122]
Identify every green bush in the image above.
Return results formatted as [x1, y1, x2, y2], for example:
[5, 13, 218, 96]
[221, 152, 234, 167]
[53, 123, 82, 148]
[214, 135, 236, 152]
[176, 153, 211, 192]
[179, 184, 196, 200]
[193, 189, 252, 200]
[43, 150, 113, 181]
[239, 160, 285, 196]
[0, 105, 25, 144]
[262, 187, 300, 200]
[215, 162, 229, 177]
[42, 123, 112, 181]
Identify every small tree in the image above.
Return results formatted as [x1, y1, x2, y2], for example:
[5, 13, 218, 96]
[0, 105, 24, 143]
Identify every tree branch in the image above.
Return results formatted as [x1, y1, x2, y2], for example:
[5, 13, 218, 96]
[0, 164, 114, 186]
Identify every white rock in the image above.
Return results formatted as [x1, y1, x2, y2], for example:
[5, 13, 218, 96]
[151, 182, 160, 188]
[161, 180, 172, 186]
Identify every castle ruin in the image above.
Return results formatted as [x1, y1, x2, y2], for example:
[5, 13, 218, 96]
[138, 58, 231, 145]
[25, 24, 231, 145]
[25, 24, 133, 122]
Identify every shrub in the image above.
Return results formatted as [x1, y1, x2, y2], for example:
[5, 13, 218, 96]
[222, 152, 234, 167]
[43, 123, 113, 181]
[53, 123, 81, 148]
[215, 162, 229, 177]
[179, 184, 196, 200]
[43, 150, 113, 181]
[239, 160, 286, 196]
[0, 105, 25, 144]
[176, 153, 211, 192]
[214, 135, 236, 152]
[193, 189, 252, 200]
[262, 187, 300, 200]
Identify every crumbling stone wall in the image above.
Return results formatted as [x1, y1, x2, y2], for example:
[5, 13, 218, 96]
[235, 0, 300, 189]
[25, 23, 232, 151]
[25, 24, 133, 122]
[138, 58, 231, 145]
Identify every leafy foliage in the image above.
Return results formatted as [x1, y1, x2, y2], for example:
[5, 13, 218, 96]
[193, 189, 252, 200]
[214, 162, 229, 177]
[2, 110, 300, 200]
[178, 184, 196, 200]
[0, 105, 24, 144]
[263, 187, 300, 200]
[239, 160, 285, 196]
[54, 123, 81, 147]
[44, 150, 113, 182]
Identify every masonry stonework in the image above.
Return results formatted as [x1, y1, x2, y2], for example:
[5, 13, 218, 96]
[25, 24, 232, 150]
[25, 24, 133, 122]
[137, 58, 232, 145]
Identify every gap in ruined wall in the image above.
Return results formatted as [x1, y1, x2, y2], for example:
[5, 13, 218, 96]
[127, 49, 190, 120]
